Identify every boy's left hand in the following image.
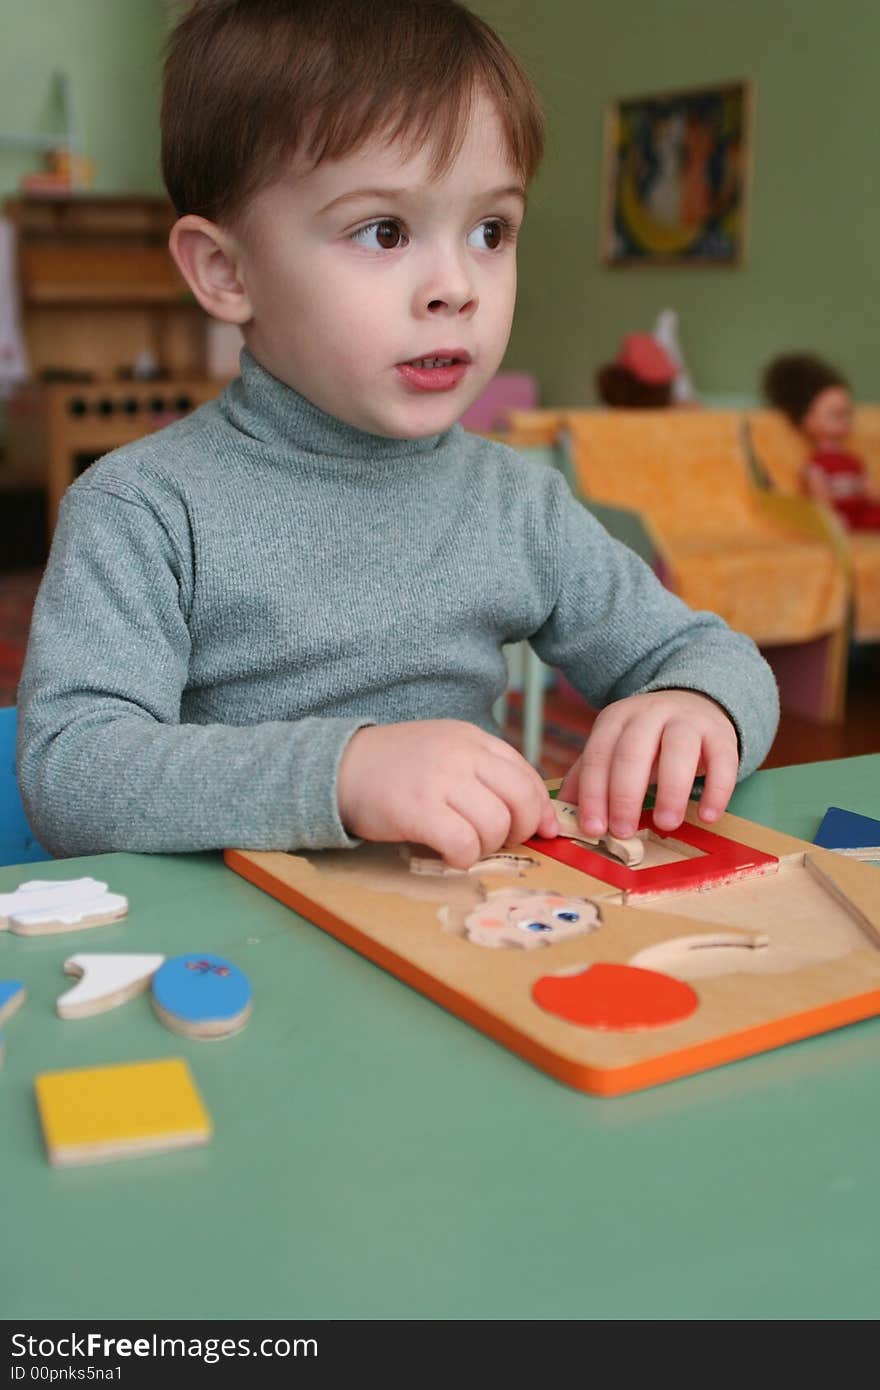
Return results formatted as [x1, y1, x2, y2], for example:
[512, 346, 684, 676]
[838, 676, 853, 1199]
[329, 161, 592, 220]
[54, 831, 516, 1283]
[554, 690, 739, 840]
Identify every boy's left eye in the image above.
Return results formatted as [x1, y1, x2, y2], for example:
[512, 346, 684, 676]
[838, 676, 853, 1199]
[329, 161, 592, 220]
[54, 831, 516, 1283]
[467, 220, 507, 251]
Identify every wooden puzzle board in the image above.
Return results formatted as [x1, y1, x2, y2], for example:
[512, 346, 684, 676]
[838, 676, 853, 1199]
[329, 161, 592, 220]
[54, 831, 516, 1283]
[224, 806, 880, 1096]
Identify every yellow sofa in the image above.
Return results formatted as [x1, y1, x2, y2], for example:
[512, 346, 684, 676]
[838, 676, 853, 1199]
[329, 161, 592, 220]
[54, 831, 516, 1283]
[505, 407, 850, 720]
[745, 407, 880, 643]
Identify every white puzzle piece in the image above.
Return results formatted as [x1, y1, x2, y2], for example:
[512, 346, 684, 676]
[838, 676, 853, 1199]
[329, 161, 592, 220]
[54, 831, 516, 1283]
[0, 878, 128, 936]
[57, 954, 166, 1019]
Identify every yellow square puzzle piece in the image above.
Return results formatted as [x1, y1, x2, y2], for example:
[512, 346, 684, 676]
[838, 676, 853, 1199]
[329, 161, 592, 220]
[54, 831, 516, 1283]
[34, 1057, 212, 1167]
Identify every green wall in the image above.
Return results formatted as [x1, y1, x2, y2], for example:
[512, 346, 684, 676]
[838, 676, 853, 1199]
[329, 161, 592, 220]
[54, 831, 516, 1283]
[0, 0, 165, 200]
[476, 0, 880, 404]
[2, 1, 878, 406]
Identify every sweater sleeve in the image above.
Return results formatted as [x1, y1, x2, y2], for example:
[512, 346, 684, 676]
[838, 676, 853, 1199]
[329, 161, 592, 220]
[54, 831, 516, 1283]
[529, 479, 780, 779]
[16, 486, 371, 857]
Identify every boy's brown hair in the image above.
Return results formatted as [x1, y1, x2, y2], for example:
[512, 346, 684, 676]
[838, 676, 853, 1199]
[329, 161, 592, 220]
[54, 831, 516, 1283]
[161, 0, 545, 225]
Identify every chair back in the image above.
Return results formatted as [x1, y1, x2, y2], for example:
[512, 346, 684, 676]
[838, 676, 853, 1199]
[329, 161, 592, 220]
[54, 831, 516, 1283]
[565, 409, 768, 540]
[503, 408, 567, 446]
[744, 409, 809, 493]
[0, 706, 52, 866]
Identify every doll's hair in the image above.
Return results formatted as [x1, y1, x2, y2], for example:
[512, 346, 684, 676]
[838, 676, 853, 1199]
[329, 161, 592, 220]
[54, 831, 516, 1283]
[595, 365, 672, 409]
[596, 333, 676, 408]
[762, 353, 850, 426]
[162, 0, 545, 224]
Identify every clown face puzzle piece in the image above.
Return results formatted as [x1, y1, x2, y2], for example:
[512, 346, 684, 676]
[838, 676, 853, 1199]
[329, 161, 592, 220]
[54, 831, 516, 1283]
[447, 886, 601, 950]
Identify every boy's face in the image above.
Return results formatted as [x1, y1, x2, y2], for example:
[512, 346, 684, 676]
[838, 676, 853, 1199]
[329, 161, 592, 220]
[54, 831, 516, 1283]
[234, 90, 525, 438]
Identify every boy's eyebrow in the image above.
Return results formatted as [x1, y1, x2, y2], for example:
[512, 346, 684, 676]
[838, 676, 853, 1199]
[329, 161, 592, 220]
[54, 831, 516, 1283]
[317, 184, 528, 215]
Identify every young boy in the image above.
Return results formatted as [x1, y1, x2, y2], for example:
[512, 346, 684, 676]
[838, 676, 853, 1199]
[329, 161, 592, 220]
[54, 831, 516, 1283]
[17, 0, 778, 866]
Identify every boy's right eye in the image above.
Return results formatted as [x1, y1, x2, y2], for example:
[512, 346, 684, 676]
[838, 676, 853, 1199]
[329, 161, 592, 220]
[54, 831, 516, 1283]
[350, 220, 408, 250]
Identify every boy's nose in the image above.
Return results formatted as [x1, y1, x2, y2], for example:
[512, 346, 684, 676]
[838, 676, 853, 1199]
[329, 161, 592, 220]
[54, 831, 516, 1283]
[415, 254, 478, 318]
[425, 286, 477, 316]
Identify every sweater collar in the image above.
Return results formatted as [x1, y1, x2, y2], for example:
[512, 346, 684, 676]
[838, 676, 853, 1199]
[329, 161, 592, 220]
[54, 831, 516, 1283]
[218, 348, 449, 461]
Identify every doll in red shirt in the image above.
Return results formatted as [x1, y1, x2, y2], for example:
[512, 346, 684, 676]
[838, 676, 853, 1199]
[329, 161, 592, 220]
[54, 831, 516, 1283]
[762, 352, 880, 531]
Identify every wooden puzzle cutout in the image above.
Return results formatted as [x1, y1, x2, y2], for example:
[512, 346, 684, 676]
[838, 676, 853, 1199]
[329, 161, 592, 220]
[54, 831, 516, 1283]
[0, 877, 128, 936]
[34, 1057, 212, 1167]
[56, 953, 166, 1019]
[224, 803, 880, 1097]
[525, 811, 779, 898]
[151, 953, 252, 1039]
[629, 928, 769, 980]
[405, 848, 539, 877]
[552, 799, 644, 865]
[0, 979, 26, 1069]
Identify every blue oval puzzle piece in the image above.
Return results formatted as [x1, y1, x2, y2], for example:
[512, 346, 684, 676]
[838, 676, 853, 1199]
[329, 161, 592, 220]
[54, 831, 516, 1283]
[151, 953, 251, 1034]
[0, 981, 26, 1064]
[0, 980, 26, 1027]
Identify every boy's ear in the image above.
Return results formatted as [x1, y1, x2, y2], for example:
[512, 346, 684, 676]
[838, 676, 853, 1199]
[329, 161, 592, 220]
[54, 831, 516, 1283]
[168, 215, 253, 325]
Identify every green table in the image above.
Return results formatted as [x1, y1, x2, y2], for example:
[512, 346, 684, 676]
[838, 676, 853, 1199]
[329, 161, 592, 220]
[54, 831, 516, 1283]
[2, 755, 878, 1320]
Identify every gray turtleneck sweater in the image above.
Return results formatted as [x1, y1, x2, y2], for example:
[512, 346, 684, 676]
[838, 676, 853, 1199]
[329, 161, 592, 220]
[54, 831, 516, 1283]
[17, 350, 779, 857]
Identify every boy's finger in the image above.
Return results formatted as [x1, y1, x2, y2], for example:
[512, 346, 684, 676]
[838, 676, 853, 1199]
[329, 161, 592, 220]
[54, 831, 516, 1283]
[475, 756, 550, 848]
[424, 807, 484, 870]
[606, 725, 657, 838]
[556, 753, 582, 808]
[652, 721, 702, 830]
[485, 733, 557, 823]
[513, 757, 559, 838]
[447, 783, 511, 860]
[576, 722, 623, 836]
[695, 733, 739, 823]
[537, 800, 561, 838]
[526, 763, 558, 821]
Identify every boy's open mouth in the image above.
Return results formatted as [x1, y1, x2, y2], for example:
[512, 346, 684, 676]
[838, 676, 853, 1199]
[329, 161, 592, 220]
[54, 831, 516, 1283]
[396, 351, 471, 393]
[406, 356, 466, 368]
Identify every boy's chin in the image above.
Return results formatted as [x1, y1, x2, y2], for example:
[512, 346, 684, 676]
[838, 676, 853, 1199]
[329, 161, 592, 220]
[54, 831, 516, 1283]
[379, 385, 497, 440]
[379, 415, 459, 440]
[368, 400, 470, 441]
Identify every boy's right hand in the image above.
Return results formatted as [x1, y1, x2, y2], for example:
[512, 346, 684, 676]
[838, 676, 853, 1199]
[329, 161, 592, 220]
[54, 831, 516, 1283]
[337, 720, 559, 869]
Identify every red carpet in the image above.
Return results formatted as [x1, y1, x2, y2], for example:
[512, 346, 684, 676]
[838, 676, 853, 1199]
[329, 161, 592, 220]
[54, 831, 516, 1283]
[0, 568, 42, 704]
[501, 688, 594, 779]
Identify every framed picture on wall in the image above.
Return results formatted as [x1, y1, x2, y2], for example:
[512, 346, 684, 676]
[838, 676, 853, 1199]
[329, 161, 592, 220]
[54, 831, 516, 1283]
[600, 79, 755, 267]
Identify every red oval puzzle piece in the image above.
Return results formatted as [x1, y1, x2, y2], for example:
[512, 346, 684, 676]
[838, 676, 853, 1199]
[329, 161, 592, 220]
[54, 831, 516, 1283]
[532, 962, 698, 1031]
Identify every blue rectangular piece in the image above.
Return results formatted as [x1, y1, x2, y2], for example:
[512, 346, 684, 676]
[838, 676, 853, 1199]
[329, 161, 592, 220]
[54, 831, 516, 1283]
[814, 805, 880, 851]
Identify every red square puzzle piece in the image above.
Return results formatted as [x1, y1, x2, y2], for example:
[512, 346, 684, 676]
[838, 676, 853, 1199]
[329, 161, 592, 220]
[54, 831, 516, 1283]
[524, 812, 778, 896]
